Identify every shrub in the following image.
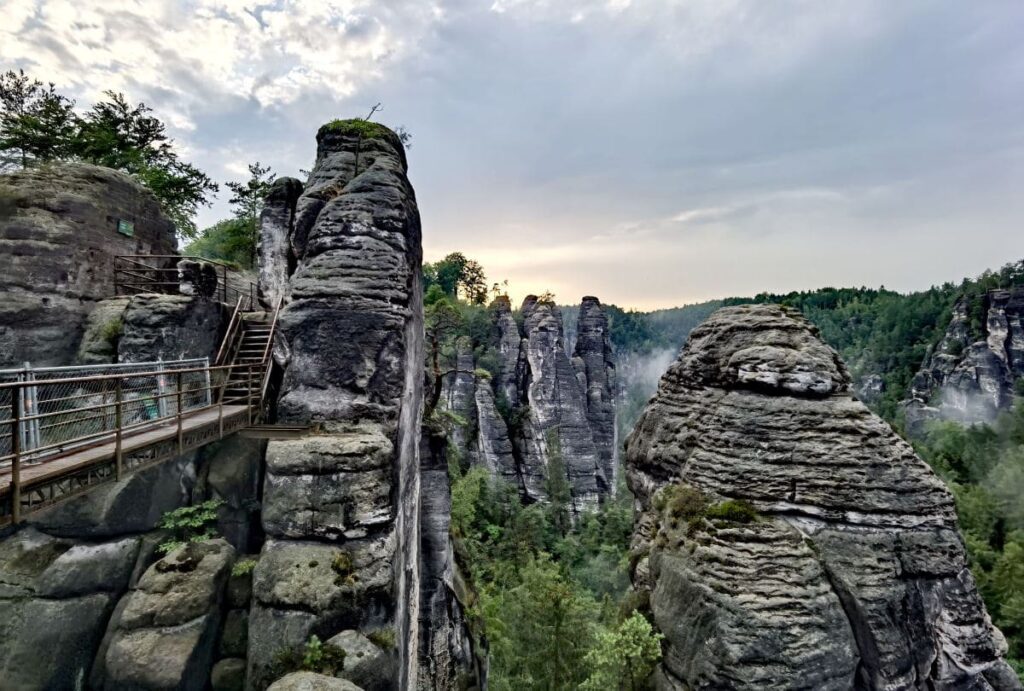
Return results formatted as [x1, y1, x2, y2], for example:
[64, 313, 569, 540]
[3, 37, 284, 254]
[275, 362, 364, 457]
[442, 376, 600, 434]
[271, 635, 346, 680]
[232, 558, 257, 577]
[156, 499, 223, 554]
[657, 483, 708, 521]
[705, 499, 759, 524]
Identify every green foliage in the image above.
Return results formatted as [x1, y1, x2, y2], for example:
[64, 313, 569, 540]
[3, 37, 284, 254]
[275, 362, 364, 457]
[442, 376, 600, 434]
[580, 611, 664, 691]
[184, 218, 252, 269]
[156, 499, 223, 554]
[367, 628, 397, 650]
[0, 73, 217, 238]
[319, 118, 396, 140]
[232, 558, 257, 577]
[98, 317, 124, 348]
[424, 252, 490, 304]
[544, 429, 573, 538]
[706, 499, 759, 524]
[915, 405, 1024, 670]
[271, 634, 346, 680]
[217, 161, 275, 266]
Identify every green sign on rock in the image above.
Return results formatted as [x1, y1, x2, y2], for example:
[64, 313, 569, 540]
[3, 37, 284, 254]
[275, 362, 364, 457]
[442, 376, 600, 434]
[117, 219, 134, 237]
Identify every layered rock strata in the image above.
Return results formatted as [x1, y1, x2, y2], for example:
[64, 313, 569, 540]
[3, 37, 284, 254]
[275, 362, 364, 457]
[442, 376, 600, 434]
[250, 121, 424, 689]
[439, 296, 616, 512]
[0, 163, 178, 367]
[905, 287, 1024, 435]
[626, 304, 1018, 690]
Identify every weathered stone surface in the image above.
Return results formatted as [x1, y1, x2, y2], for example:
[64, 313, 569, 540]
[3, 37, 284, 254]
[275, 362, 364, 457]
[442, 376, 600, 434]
[474, 382, 520, 487]
[258, 176, 303, 308]
[267, 672, 364, 691]
[76, 296, 131, 364]
[905, 287, 1024, 435]
[262, 427, 393, 541]
[220, 608, 249, 658]
[0, 162, 177, 367]
[326, 629, 394, 691]
[491, 295, 526, 407]
[118, 293, 224, 363]
[102, 539, 234, 691]
[29, 452, 198, 538]
[522, 298, 606, 511]
[36, 535, 140, 598]
[256, 120, 424, 690]
[0, 592, 114, 688]
[198, 436, 265, 552]
[212, 657, 247, 691]
[418, 436, 484, 690]
[626, 304, 1018, 690]
[438, 341, 479, 467]
[573, 296, 618, 491]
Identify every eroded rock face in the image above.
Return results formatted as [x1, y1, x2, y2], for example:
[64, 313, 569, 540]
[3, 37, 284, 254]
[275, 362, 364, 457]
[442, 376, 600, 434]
[0, 163, 178, 367]
[101, 539, 235, 690]
[250, 121, 424, 690]
[905, 287, 1024, 435]
[626, 304, 1017, 690]
[258, 177, 303, 308]
[118, 293, 224, 363]
[572, 296, 618, 491]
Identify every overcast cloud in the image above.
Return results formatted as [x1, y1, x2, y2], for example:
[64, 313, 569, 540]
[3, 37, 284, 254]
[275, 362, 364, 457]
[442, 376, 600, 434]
[3, 0, 1023, 308]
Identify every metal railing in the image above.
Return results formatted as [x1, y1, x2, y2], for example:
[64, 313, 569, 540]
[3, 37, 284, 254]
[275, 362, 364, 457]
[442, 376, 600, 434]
[114, 255, 256, 306]
[0, 361, 267, 523]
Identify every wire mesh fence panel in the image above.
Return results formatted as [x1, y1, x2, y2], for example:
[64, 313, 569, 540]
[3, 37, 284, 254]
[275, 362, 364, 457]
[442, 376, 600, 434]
[0, 359, 212, 467]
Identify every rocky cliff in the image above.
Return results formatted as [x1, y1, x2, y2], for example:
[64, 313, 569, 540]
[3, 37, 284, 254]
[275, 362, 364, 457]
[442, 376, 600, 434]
[0, 163, 178, 367]
[437, 295, 617, 513]
[250, 120, 425, 690]
[625, 304, 1018, 690]
[904, 287, 1024, 435]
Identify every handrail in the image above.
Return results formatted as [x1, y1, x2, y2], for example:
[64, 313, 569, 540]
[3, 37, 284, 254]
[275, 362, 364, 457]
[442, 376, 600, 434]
[114, 255, 257, 307]
[259, 296, 285, 407]
[216, 295, 246, 366]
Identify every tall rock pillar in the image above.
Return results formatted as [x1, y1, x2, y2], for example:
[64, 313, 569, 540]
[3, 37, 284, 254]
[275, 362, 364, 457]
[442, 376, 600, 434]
[572, 296, 618, 491]
[248, 120, 423, 689]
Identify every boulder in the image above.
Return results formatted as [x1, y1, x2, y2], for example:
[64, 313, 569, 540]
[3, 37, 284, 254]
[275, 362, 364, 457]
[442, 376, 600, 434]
[102, 539, 235, 690]
[0, 162, 177, 367]
[118, 293, 224, 363]
[212, 657, 247, 691]
[626, 304, 1018, 689]
[267, 672, 363, 691]
[326, 629, 394, 690]
[76, 296, 131, 364]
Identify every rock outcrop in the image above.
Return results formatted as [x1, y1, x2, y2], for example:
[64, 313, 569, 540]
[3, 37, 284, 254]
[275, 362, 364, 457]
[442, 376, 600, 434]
[626, 304, 1018, 690]
[572, 296, 618, 491]
[249, 120, 424, 690]
[904, 287, 1024, 435]
[258, 177, 303, 308]
[437, 296, 616, 512]
[0, 163, 178, 367]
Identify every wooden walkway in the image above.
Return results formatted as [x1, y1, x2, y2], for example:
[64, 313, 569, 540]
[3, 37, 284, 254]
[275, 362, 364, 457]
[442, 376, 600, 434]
[0, 404, 250, 525]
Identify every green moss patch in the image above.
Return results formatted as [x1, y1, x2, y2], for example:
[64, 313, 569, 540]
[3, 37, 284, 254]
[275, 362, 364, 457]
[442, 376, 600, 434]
[318, 118, 395, 140]
[705, 499, 759, 524]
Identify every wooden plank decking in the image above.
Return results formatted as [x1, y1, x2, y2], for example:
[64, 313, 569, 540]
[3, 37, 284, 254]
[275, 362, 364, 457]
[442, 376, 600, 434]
[0, 405, 249, 510]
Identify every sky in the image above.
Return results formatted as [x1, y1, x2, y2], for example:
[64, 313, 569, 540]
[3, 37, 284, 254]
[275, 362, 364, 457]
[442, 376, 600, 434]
[3, 0, 1024, 310]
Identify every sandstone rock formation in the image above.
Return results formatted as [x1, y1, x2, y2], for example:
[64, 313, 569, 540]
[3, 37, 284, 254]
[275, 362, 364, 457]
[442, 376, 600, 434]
[437, 295, 616, 512]
[904, 287, 1024, 435]
[0, 163, 178, 367]
[626, 304, 1018, 690]
[258, 177, 303, 308]
[249, 120, 424, 690]
[572, 296, 618, 490]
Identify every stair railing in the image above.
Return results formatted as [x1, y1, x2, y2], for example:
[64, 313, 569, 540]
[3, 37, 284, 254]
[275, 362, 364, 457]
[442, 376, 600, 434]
[257, 296, 285, 421]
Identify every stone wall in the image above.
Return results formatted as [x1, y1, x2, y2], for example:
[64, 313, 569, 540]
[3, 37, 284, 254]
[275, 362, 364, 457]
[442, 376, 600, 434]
[0, 163, 178, 367]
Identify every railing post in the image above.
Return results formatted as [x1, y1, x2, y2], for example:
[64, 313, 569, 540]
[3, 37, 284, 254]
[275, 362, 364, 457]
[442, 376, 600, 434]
[176, 371, 184, 456]
[114, 378, 123, 481]
[218, 371, 224, 439]
[11, 382, 21, 524]
[203, 358, 212, 407]
[156, 359, 168, 418]
[247, 365, 254, 425]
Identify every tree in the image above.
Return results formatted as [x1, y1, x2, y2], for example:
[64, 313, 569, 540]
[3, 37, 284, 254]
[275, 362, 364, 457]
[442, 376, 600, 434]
[74, 91, 217, 238]
[184, 218, 253, 269]
[460, 259, 489, 304]
[225, 161, 275, 266]
[0, 71, 77, 169]
[581, 612, 664, 691]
